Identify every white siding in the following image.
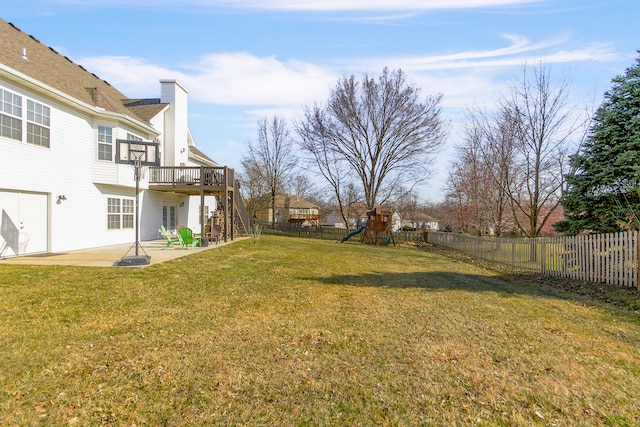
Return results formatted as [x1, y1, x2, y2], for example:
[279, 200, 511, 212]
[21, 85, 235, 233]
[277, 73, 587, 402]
[0, 79, 154, 253]
[149, 111, 166, 165]
[1, 72, 215, 255]
[186, 195, 217, 234]
[161, 80, 190, 166]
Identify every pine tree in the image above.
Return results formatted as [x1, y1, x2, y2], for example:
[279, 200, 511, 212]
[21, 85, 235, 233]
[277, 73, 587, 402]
[555, 53, 640, 234]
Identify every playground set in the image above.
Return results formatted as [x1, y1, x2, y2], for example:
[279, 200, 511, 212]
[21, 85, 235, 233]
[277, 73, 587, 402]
[341, 206, 396, 246]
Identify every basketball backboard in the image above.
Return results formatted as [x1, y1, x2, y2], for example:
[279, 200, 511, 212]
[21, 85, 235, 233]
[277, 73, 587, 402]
[115, 139, 160, 166]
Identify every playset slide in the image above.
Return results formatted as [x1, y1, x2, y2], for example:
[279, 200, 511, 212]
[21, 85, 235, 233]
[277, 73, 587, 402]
[340, 226, 366, 243]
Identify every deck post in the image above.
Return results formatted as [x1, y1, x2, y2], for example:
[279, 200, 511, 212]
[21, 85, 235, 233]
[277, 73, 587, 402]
[200, 187, 207, 247]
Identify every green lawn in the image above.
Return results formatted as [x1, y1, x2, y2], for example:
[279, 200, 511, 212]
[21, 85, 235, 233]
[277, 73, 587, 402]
[1, 235, 639, 426]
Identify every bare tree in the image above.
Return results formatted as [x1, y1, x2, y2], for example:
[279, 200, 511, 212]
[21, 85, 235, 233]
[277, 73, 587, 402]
[297, 68, 447, 212]
[445, 123, 499, 235]
[482, 109, 519, 236]
[451, 64, 578, 238]
[242, 116, 298, 228]
[288, 172, 318, 201]
[240, 156, 268, 200]
[446, 63, 579, 238]
[501, 64, 577, 237]
[240, 156, 270, 220]
[297, 107, 358, 229]
[462, 105, 519, 236]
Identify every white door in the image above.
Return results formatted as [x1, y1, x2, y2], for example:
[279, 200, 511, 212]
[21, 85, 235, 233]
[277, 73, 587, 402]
[0, 191, 48, 256]
[19, 193, 48, 254]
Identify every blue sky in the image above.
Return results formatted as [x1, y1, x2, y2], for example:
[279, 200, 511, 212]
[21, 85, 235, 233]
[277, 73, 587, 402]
[2, 0, 638, 202]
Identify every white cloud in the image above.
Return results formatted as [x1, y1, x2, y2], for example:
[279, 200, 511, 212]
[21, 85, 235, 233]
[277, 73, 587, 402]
[77, 32, 619, 116]
[79, 52, 337, 107]
[353, 34, 617, 73]
[78, 56, 185, 96]
[181, 53, 337, 106]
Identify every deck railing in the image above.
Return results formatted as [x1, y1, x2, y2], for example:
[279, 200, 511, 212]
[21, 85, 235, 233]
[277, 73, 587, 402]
[289, 214, 320, 221]
[149, 166, 226, 186]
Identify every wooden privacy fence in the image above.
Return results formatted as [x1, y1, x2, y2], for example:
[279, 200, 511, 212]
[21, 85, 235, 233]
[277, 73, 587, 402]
[425, 231, 639, 289]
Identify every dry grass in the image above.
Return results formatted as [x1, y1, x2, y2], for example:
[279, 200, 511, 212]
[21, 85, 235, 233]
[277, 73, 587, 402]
[1, 235, 639, 426]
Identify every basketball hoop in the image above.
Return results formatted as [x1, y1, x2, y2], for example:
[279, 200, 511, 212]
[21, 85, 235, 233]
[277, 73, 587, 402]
[114, 139, 160, 266]
[115, 140, 159, 166]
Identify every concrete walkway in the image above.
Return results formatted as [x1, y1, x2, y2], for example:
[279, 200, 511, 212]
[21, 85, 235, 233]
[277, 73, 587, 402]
[0, 238, 248, 268]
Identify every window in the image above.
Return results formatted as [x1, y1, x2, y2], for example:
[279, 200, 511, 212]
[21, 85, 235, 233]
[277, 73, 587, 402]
[122, 199, 134, 228]
[26, 100, 50, 147]
[107, 198, 120, 229]
[0, 88, 53, 147]
[98, 126, 113, 161]
[126, 133, 142, 141]
[0, 88, 22, 141]
[107, 197, 134, 230]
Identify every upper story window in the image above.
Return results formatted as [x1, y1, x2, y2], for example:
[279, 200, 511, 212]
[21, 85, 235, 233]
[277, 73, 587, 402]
[0, 87, 52, 148]
[98, 125, 113, 161]
[26, 100, 50, 147]
[0, 88, 23, 141]
[126, 133, 142, 141]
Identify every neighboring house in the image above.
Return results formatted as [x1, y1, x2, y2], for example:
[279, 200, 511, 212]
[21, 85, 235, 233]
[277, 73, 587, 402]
[0, 19, 246, 258]
[399, 211, 439, 231]
[252, 193, 320, 226]
[325, 202, 369, 228]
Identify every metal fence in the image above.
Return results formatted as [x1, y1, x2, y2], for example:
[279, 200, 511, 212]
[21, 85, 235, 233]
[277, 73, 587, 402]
[425, 231, 639, 289]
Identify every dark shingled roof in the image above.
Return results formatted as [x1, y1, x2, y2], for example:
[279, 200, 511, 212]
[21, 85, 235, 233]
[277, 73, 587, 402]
[272, 194, 319, 209]
[0, 19, 163, 126]
[123, 99, 169, 123]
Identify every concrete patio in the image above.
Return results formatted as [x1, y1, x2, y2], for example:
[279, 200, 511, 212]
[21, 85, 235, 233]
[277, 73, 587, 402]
[0, 238, 248, 268]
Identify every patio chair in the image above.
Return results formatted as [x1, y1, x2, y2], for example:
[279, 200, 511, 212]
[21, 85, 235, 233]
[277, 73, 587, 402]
[178, 227, 202, 249]
[160, 225, 179, 247]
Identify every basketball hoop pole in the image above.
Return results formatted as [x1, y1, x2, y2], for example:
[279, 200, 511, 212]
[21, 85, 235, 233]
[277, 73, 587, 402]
[133, 154, 141, 257]
[116, 147, 150, 266]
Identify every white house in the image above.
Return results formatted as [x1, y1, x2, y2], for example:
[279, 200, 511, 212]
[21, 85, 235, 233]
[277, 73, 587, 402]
[0, 19, 246, 258]
[325, 203, 369, 229]
[399, 211, 439, 231]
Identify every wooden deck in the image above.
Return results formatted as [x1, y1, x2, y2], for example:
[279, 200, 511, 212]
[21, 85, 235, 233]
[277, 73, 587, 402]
[148, 166, 249, 242]
[148, 166, 234, 195]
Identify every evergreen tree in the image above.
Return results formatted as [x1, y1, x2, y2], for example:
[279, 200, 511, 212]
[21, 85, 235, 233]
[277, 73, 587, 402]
[555, 54, 640, 234]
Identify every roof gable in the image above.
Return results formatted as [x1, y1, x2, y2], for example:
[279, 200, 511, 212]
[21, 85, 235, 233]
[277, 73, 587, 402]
[276, 194, 319, 209]
[252, 193, 319, 209]
[123, 99, 169, 122]
[401, 211, 438, 223]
